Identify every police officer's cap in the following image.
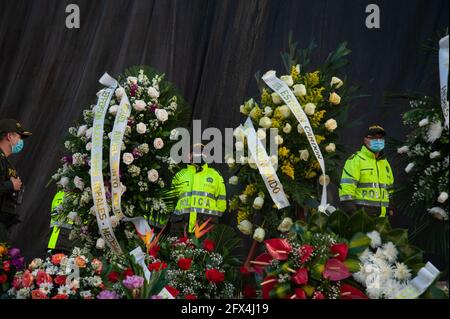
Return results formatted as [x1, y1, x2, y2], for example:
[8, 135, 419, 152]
[365, 125, 386, 138]
[0, 119, 32, 138]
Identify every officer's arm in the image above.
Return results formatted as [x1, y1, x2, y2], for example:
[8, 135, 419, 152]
[0, 164, 14, 194]
[387, 162, 395, 212]
[215, 176, 227, 213]
[339, 156, 360, 213]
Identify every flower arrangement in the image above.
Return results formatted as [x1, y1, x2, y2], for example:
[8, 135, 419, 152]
[50, 66, 188, 253]
[228, 39, 359, 239]
[0, 245, 25, 296]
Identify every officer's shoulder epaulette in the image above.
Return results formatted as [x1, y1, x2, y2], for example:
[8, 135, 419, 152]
[206, 167, 222, 176]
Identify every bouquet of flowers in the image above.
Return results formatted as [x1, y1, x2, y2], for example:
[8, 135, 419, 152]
[228, 39, 360, 239]
[0, 245, 25, 297]
[50, 66, 189, 253]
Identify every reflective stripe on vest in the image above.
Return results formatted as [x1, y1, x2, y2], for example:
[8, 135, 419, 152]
[48, 226, 61, 249]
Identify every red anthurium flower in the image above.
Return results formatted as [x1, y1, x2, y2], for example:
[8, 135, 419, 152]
[261, 276, 278, 299]
[323, 258, 351, 281]
[242, 285, 257, 298]
[148, 244, 160, 257]
[340, 284, 369, 299]
[178, 258, 193, 270]
[264, 239, 292, 261]
[291, 268, 308, 285]
[299, 245, 314, 263]
[202, 239, 215, 252]
[165, 285, 179, 298]
[313, 291, 325, 299]
[107, 271, 120, 283]
[330, 243, 348, 262]
[123, 267, 134, 278]
[185, 294, 197, 299]
[239, 265, 251, 276]
[36, 271, 53, 285]
[148, 261, 167, 272]
[205, 269, 225, 283]
[251, 253, 273, 275]
[294, 288, 307, 299]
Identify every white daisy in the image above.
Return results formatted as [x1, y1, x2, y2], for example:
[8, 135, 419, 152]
[57, 285, 72, 296]
[382, 242, 398, 263]
[39, 282, 54, 294]
[393, 262, 412, 281]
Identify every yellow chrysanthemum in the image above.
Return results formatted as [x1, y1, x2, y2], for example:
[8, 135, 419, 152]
[304, 71, 320, 87]
[237, 209, 250, 224]
[310, 110, 326, 128]
[243, 184, 257, 196]
[281, 162, 295, 180]
[305, 170, 317, 179]
[271, 118, 282, 129]
[279, 147, 290, 158]
[261, 88, 273, 106]
[291, 65, 301, 83]
[315, 135, 326, 144]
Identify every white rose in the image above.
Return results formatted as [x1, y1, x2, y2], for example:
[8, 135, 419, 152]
[253, 227, 266, 242]
[430, 151, 441, 159]
[278, 105, 291, 119]
[170, 129, 179, 141]
[405, 162, 415, 173]
[325, 143, 336, 153]
[418, 118, 429, 127]
[299, 149, 309, 161]
[133, 100, 147, 112]
[397, 146, 409, 154]
[256, 129, 267, 140]
[330, 77, 344, 89]
[274, 135, 284, 145]
[329, 92, 341, 105]
[115, 87, 125, 100]
[74, 176, 85, 191]
[95, 238, 105, 250]
[438, 192, 448, 203]
[147, 87, 160, 99]
[109, 104, 119, 115]
[272, 93, 283, 105]
[283, 123, 292, 134]
[304, 103, 316, 115]
[293, 84, 306, 97]
[136, 122, 147, 134]
[280, 75, 294, 87]
[324, 118, 338, 132]
[77, 125, 87, 137]
[278, 217, 293, 233]
[264, 107, 273, 117]
[60, 177, 69, 188]
[122, 153, 134, 165]
[235, 141, 244, 152]
[237, 220, 253, 235]
[86, 142, 92, 151]
[253, 196, 264, 210]
[229, 176, 239, 185]
[319, 174, 331, 186]
[259, 117, 272, 129]
[155, 109, 169, 122]
[239, 194, 248, 203]
[428, 207, 448, 221]
[85, 127, 93, 140]
[297, 124, 304, 134]
[127, 76, 138, 85]
[147, 169, 159, 183]
[153, 138, 164, 150]
[226, 157, 236, 168]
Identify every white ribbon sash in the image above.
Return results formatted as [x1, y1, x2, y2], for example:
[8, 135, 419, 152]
[262, 71, 335, 214]
[91, 73, 123, 255]
[395, 262, 440, 299]
[130, 246, 152, 282]
[110, 88, 132, 220]
[439, 35, 449, 128]
[243, 117, 290, 210]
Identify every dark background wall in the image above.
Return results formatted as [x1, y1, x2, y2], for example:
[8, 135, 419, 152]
[0, 0, 448, 261]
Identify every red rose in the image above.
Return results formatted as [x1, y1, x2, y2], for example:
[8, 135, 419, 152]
[54, 275, 67, 286]
[291, 268, 308, 285]
[0, 274, 7, 284]
[205, 269, 225, 283]
[165, 285, 180, 298]
[123, 267, 134, 278]
[31, 289, 49, 299]
[177, 237, 189, 244]
[52, 294, 69, 299]
[185, 294, 197, 300]
[330, 243, 348, 262]
[36, 271, 52, 285]
[178, 258, 192, 271]
[51, 253, 65, 266]
[3, 261, 10, 272]
[239, 265, 251, 276]
[299, 245, 314, 263]
[107, 271, 120, 283]
[242, 284, 257, 298]
[148, 245, 160, 257]
[148, 261, 167, 272]
[295, 288, 307, 299]
[202, 239, 215, 252]
[313, 291, 325, 299]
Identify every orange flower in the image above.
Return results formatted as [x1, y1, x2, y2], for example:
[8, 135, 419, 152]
[31, 289, 49, 299]
[51, 253, 66, 265]
[194, 218, 214, 239]
[0, 244, 8, 256]
[75, 256, 87, 268]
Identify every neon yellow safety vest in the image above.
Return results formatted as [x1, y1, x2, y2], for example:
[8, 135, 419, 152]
[172, 163, 227, 232]
[47, 191, 72, 249]
[339, 146, 394, 217]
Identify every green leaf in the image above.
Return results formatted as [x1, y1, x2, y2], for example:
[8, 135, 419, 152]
[308, 211, 328, 233]
[385, 229, 409, 246]
[327, 210, 350, 236]
[375, 217, 392, 237]
[345, 210, 377, 236]
[344, 258, 362, 273]
[421, 285, 447, 299]
[348, 232, 371, 255]
[397, 244, 423, 266]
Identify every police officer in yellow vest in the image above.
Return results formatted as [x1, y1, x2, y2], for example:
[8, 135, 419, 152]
[167, 144, 227, 234]
[339, 125, 394, 217]
[47, 191, 73, 253]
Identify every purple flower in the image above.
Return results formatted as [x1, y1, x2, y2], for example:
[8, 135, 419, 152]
[127, 118, 135, 126]
[149, 104, 158, 113]
[8, 248, 21, 258]
[123, 275, 144, 290]
[97, 290, 120, 299]
[11, 256, 25, 270]
[150, 295, 164, 299]
[130, 84, 139, 97]
[132, 148, 142, 158]
[61, 156, 73, 164]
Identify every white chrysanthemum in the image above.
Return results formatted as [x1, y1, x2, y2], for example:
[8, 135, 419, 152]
[393, 262, 412, 281]
[426, 121, 443, 143]
[366, 230, 382, 248]
[382, 279, 403, 299]
[382, 242, 398, 263]
[438, 192, 449, 203]
[405, 162, 415, 173]
[353, 271, 367, 285]
[359, 248, 373, 263]
[418, 118, 429, 127]
[397, 145, 409, 154]
[77, 125, 88, 137]
[228, 176, 239, 185]
[430, 151, 441, 159]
